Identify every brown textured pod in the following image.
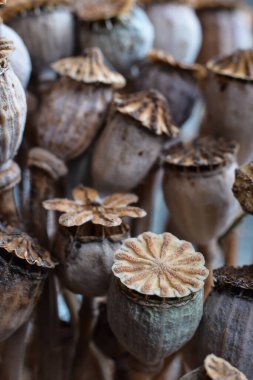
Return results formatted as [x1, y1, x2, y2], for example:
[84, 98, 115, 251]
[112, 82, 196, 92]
[36, 48, 125, 162]
[162, 137, 241, 245]
[107, 232, 208, 370]
[43, 186, 146, 296]
[195, 1, 252, 63]
[188, 265, 253, 378]
[92, 89, 179, 193]
[0, 38, 27, 165]
[1, 0, 75, 73]
[202, 50, 253, 164]
[0, 224, 56, 342]
[233, 161, 253, 214]
[133, 50, 204, 126]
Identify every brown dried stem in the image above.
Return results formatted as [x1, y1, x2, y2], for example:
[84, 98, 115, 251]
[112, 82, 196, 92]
[198, 242, 215, 299]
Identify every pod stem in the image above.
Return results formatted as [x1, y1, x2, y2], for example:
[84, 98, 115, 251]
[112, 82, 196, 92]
[222, 227, 239, 267]
[0, 322, 29, 380]
[198, 242, 216, 299]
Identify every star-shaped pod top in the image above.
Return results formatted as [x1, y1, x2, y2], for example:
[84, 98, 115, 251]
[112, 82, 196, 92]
[52, 48, 126, 89]
[112, 232, 209, 298]
[74, 0, 134, 22]
[0, 38, 15, 72]
[0, 224, 56, 268]
[204, 354, 247, 380]
[43, 186, 146, 228]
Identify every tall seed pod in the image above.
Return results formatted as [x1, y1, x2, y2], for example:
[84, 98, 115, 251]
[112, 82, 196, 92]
[75, 0, 154, 75]
[107, 232, 209, 376]
[133, 50, 205, 127]
[36, 48, 126, 163]
[139, 0, 202, 63]
[190, 265, 253, 378]
[233, 161, 253, 214]
[1, 0, 75, 74]
[0, 21, 32, 88]
[43, 186, 146, 297]
[202, 50, 253, 164]
[180, 354, 248, 380]
[194, 0, 253, 63]
[91, 89, 179, 193]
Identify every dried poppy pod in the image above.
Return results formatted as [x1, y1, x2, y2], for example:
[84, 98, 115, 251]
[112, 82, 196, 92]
[233, 161, 253, 214]
[36, 48, 126, 163]
[0, 22, 32, 88]
[162, 137, 241, 246]
[194, 0, 253, 63]
[0, 38, 27, 167]
[43, 186, 146, 296]
[140, 0, 202, 63]
[191, 265, 253, 378]
[92, 89, 179, 193]
[180, 354, 248, 380]
[107, 232, 209, 373]
[203, 50, 253, 164]
[133, 50, 205, 126]
[0, 224, 56, 342]
[75, 0, 154, 74]
[1, 0, 75, 74]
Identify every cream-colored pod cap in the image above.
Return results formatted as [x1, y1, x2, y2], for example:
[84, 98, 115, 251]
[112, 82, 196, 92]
[204, 354, 248, 379]
[112, 232, 209, 298]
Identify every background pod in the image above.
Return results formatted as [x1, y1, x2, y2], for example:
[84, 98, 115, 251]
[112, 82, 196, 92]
[233, 161, 253, 214]
[1, 0, 75, 73]
[202, 50, 253, 164]
[36, 48, 125, 162]
[190, 265, 253, 378]
[107, 232, 208, 368]
[91, 89, 179, 193]
[141, 0, 202, 63]
[75, 0, 154, 75]
[195, 0, 253, 63]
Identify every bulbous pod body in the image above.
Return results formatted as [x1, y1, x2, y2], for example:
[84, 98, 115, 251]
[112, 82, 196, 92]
[92, 90, 179, 193]
[196, 7, 253, 64]
[192, 266, 253, 378]
[203, 51, 253, 164]
[1, 24, 32, 88]
[144, 2, 202, 63]
[5, 7, 75, 73]
[0, 41, 27, 165]
[77, 6, 154, 74]
[162, 138, 241, 245]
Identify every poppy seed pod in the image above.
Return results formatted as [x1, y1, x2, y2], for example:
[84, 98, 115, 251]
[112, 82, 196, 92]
[92, 89, 179, 193]
[180, 354, 248, 380]
[191, 265, 253, 378]
[36, 48, 125, 162]
[1, 0, 75, 73]
[43, 186, 146, 296]
[75, 0, 154, 74]
[133, 50, 205, 126]
[1, 22, 32, 88]
[107, 232, 209, 371]
[0, 224, 56, 342]
[140, 0, 202, 63]
[202, 50, 253, 164]
[162, 137, 241, 246]
[194, 0, 253, 63]
[232, 161, 253, 214]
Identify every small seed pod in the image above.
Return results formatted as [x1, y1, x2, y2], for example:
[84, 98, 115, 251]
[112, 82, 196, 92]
[194, 0, 253, 63]
[163, 137, 240, 246]
[203, 50, 253, 164]
[233, 161, 253, 214]
[133, 50, 205, 126]
[0, 22, 32, 88]
[191, 265, 253, 378]
[180, 354, 248, 380]
[36, 48, 125, 162]
[140, 0, 202, 63]
[92, 89, 179, 193]
[0, 38, 27, 166]
[0, 223, 56, 342]
[1, 0, 75, 73]
[43, 186, 146, 296]
[75, 0, 154, 74]
[107, 232, 209, 371]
